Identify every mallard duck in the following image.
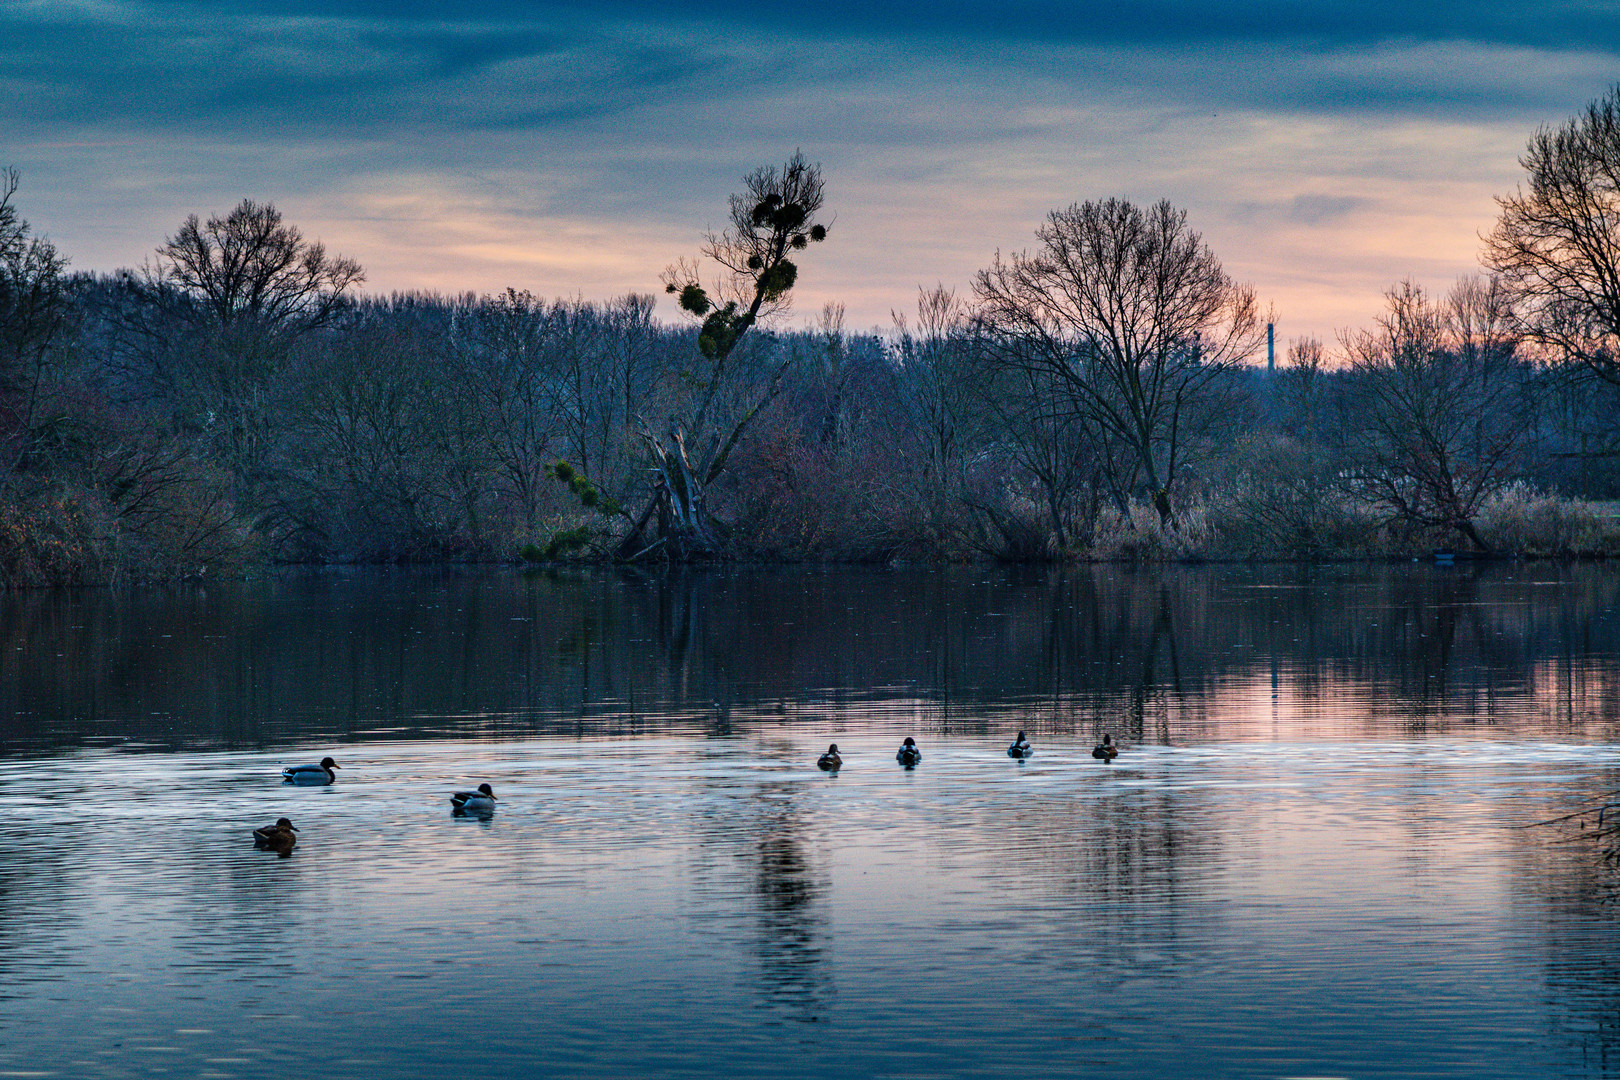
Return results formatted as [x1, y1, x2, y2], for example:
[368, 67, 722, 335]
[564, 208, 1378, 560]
[817, 743, 842, 770]
[281, 757, 339, 785]
[1092, 734, 1119, 762]
[252, 817, 298, 852]
[451, 783, 497, 814]
[1008, 731, 1032, 759]
[896, 737, 921, 767]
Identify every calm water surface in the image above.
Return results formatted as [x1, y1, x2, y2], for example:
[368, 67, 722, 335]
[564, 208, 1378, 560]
[4, 564, 1620, 1078]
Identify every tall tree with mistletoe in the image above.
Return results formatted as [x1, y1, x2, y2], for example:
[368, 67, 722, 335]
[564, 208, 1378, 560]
[618, 151, 830, 560]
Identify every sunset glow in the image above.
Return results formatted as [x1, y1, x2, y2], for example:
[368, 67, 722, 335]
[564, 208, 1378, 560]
[7, 2, 1617, 347]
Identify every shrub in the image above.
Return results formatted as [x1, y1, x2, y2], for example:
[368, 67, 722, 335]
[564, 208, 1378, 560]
[0, 484, 120, 587]
[1196, 436, 1381, 558]
[1475, 484, 1620, 556]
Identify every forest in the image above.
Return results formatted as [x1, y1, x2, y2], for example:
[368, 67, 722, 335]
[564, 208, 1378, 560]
[3, 91, 1620, 586]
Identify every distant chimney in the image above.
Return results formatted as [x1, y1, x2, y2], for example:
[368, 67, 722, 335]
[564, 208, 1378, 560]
[1267, 323, 1275, 374]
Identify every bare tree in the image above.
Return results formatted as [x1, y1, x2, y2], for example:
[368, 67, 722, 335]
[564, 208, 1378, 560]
[955, 331, 1111, 555]
[0, 169, 73, 473]
[1215, 336, 1359, 556]
[91, 421, 253, 569]
[1338, 278, 1532, 550]
[593, 293, 661, 498]
[151, 199, 363, 336]
[1272, 336, 1328, 443]
[1485, 85, 1620, 384]
[618, 151, 831, 560]
[115, 200, 366, 496]
[890, 286, 977, 485]
[451, 290, 558, 535]
[448, 290, 662, 547]
[1449, 274, 1518, 365]
[974, 197, 1265, 527]
[279, 311, 474, 559]
[811, 302, 853, 447]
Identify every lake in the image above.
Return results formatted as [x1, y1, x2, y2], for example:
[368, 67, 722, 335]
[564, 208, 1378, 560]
[3, 563, 1620, 1078]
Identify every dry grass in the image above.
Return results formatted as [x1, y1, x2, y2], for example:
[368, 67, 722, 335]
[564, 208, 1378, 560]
[1475, 484, 1620, 556]
[1069, 483, 1620, 563]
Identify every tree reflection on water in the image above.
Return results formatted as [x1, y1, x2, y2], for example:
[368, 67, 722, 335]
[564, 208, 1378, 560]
[5, 562, 1620, 755]
[1507, 770, 1620, 1076]
[749, 787, 830, 1026]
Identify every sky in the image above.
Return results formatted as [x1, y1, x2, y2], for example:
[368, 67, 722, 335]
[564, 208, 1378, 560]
[5, 0, 1619, 350]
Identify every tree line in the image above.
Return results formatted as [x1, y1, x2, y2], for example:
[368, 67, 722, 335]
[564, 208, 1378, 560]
[3, 92, 1620, 585]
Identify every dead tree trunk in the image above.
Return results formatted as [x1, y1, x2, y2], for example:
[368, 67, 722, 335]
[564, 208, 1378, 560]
[616, 357, 790, 562]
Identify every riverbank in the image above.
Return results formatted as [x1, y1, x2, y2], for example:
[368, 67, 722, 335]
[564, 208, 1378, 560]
[6, 479, 1620, 589]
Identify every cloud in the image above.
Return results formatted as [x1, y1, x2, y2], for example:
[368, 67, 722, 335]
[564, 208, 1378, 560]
[152, 0, 1620, 52]
[9, 3, 1616, 146]
[1286, 195, 1368, 225]
[4, 0, 1618, 344]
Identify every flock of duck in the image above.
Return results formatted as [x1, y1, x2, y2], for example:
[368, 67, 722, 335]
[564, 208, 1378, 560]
[252, 733, 1124, 854]
[816, 730, 1120, 769]
[250, 756, 497, 854]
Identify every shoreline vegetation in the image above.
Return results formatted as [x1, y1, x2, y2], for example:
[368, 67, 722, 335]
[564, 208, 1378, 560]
[6, 92, 1620, 587]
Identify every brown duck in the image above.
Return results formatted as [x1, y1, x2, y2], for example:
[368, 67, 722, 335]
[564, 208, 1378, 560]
[252, 817, 299, 853]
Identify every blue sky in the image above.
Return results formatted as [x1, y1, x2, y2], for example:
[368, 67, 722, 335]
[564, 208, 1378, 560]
[6, 1, 1618, 345]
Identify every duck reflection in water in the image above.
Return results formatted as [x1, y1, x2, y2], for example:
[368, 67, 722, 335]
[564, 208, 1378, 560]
[252, 818, 298, 856]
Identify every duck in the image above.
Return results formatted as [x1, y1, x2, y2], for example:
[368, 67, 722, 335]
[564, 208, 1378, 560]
[1092, 734, 1120, 762]
[1008, 731, 1033, 759]
[451, 783, 497, 814]
[252, 817, 298, 853]
[281, 757, 340, 785]
[817, 743, 842, 770]
[896, 737, 922, 767]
